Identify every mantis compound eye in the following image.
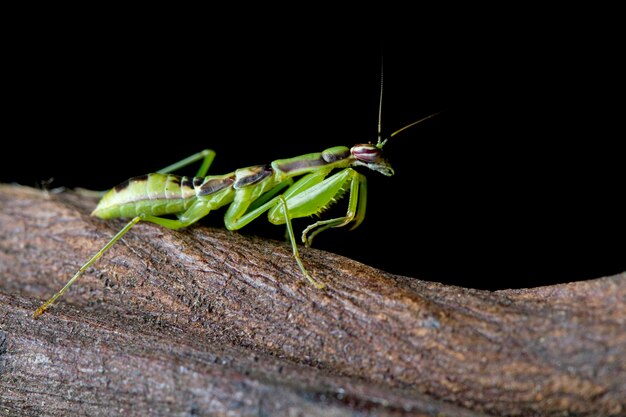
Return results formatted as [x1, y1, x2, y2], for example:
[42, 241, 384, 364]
[351, 144, 383, 163]
[350, 144, 394, 176]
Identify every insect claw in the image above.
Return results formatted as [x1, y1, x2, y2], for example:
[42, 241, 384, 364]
[311, 280, 326, 290]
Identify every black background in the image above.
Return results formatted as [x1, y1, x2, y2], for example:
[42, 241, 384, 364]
[3, 17, 624, 290]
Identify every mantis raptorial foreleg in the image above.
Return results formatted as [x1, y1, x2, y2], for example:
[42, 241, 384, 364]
[267, 168, 367, 247]
[301, 170, 367, 247]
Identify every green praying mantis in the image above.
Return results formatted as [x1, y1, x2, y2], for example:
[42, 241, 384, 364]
[33, 71, 439, 318]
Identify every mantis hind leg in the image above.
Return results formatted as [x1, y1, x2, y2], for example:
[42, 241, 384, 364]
[78, 150, 217, 198]
[157, 149, 216, 177]
[34, 216, 142, 318]
[33, 201, 214, 318]
[139, 200, 213, 229]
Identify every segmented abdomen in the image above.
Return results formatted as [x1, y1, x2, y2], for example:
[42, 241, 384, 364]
[91, 173, 234, 219]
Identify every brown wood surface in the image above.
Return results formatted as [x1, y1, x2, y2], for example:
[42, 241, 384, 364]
[0, 184, 624, 416]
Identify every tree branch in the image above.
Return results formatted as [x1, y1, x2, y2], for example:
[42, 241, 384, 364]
[1, 184, 624, 416]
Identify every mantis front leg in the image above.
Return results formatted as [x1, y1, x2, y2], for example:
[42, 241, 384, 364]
[300, 170, 367, 247]
[268, 168, 368, 247]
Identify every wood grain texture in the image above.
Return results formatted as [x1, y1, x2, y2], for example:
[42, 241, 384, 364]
[1, 184, 624, 416]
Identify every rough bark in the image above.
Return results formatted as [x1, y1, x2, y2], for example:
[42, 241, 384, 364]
[0, 184, 624, 417]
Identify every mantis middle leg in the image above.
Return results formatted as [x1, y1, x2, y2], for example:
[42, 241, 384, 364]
[223, 180, 324, 288]
[224, 168, 367, 288]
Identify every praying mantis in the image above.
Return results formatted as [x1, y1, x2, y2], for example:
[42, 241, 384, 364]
[33, 70, 439, 318]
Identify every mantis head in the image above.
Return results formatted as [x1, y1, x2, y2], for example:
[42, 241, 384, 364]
[350, 143, 394, 176]
[364, 59, 440, 177]
[353, 111, 441, 177]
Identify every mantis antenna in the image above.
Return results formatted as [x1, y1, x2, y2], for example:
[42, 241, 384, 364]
[375, 54, 442, 149]
[376, 111, 443, 150]
[377, 55, 384, 145]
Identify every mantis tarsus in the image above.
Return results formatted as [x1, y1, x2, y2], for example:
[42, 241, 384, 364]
[33, 75, 439, 318]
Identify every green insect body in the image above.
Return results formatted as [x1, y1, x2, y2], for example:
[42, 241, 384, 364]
[91, 144, 386, 237]
[92, 173, 236, 220]
[33, 95, 438, 318]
